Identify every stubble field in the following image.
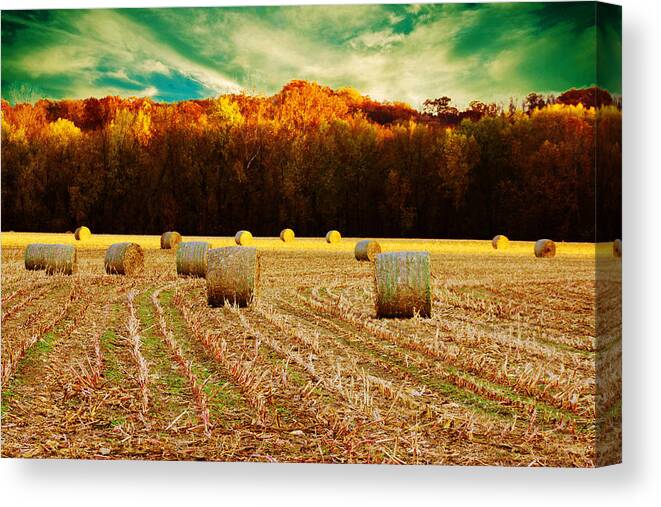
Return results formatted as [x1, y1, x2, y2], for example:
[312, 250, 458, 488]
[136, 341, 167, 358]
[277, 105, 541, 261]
[0, 233, 621, 466]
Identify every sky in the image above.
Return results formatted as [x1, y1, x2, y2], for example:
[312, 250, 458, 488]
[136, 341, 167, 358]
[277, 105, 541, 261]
[1, 2, 621, 109]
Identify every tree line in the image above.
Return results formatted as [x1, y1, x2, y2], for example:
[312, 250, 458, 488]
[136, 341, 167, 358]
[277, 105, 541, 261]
[1, 81, 621, 241]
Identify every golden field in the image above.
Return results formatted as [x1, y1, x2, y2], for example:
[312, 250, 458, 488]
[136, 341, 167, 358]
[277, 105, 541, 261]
[1, 231, 609, 255]
[1, 232, 621, 465]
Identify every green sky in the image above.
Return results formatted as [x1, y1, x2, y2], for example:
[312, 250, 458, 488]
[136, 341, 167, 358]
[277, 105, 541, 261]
[1, 2, 621, 108]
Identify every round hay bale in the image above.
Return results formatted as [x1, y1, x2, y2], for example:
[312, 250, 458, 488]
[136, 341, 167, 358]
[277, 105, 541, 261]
[492, 235, 509, 249]
[280, 228, 295, 242]
[355, 239, 382, 262]
[374, 252, 431, 319]
[176, 241, 211, 277]
[325, 230, 341, 244]
[74, 226, 91, 241]
[104, 242, 144, 275]
[206, 246, 260, 307]
[24, 244, 77, 275]
[25, 244, 50, 271]
[160, 231, 182, 249]
[234, 230, 253, 245]
[613, 239, 622, 258]
[534, 239, 556, 258]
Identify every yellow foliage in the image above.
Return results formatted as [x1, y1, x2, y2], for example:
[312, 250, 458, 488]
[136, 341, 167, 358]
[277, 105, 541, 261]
[108, 108, 152, 147]
[336, 86, 364, 104]
[532, 102, 595, 120]
[48, 118, 81, 147]
[210, 96, 244, 126]
[133, 108, 152, 146]
[1, 118, 28, 145]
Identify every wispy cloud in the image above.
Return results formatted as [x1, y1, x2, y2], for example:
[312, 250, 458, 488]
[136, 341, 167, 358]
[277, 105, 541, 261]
[348, 30, 405, 50]
[1, 3, 619, 107]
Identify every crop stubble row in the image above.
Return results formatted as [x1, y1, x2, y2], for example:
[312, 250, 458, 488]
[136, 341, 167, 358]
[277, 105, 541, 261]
[0, 247, 619, 465]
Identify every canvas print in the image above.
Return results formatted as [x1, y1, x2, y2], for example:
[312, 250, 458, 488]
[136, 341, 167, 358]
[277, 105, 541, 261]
[0, 2, 621, 466]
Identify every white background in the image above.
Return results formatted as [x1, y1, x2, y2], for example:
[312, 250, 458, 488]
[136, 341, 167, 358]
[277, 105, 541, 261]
[1, 0, 659, 505]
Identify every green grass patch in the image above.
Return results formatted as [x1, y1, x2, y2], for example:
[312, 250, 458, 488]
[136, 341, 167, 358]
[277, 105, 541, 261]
[135, 290, 191, 415]
[537, 336, 595, 357]
[100, 329, 124, 383]
[286, 366, 306, 387]
[276, 405, 293, 419]
[298, 297, 589, 428]
[138, 289, 250, 428]
[156, 291, 250, 419]
[1, 387, 15, 417]
[2, 330, 59, 415]
[294, 299, 518, 420]
[358, 338, 516, 419]
[110, 416, 127, 427]
[455, 286, 495, 301]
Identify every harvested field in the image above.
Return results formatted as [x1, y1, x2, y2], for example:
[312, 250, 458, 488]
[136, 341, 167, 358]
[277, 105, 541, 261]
[0, 232, 621, 466]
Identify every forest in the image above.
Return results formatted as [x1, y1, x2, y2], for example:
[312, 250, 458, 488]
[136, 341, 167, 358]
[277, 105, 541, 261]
[1, 80, 621, 241]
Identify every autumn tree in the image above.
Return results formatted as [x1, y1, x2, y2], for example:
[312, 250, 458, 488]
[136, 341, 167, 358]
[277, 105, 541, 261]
[0, 82, 620, 242]
[524, 92, 546, 113]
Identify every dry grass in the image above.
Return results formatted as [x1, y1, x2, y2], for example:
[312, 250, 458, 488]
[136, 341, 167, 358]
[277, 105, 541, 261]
[2, 232, 605, 256]
[0, 232, 620, 466]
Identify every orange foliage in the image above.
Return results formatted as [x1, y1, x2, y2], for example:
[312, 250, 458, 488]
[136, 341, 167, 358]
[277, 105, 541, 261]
[0, 81, 620, 242]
